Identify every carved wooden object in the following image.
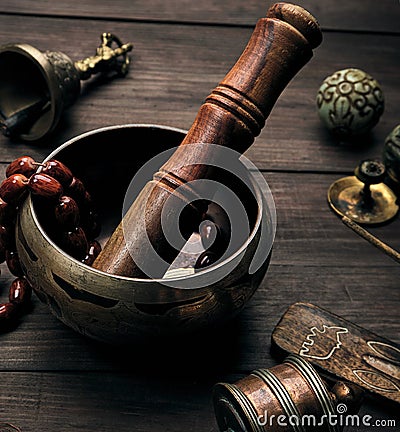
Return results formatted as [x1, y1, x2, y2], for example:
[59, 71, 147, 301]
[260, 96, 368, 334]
[272, 302, 400, 404]
[93, 3, 322, 277]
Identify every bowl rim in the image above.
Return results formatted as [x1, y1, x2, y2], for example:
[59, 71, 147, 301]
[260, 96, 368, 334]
[28, 123, 270, 285]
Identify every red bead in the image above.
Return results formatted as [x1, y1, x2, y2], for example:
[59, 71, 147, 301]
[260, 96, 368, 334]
[82, 209, 101, 239]
[82, 240, 102, 266]
[0, 173, 29, 203]
[200, 220, 220, 250]
[6, 156, 37, 178]
[0, 197, 16, 225]
[0, 197, 7, 222]
[9, 277, 32, 305]
[195, 251, 218, 269]
[0, 237, 5, 263]
[0, 224, 14, 249]
[0, 224, 7, 243]
[0, 302, 19, 322]
[29, 173, 63, 199]
[55, 196, 80, 229]
[60, 227, 88, 260]
[42, 159, 73, 187]
[67, 177, 86, 202]
[6, 250, 24, 277]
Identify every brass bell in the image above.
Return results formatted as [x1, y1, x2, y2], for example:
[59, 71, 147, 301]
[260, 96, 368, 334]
[213, 302, 400, 431]
[0, 32, 133, 141]
[213, 354, 363, 432]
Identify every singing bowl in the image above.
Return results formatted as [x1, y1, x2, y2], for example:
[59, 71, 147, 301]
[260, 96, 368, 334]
[16, 124, 275, 343]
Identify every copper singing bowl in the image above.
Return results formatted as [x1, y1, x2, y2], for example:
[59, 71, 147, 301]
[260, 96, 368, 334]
[16, 124, 275, 343]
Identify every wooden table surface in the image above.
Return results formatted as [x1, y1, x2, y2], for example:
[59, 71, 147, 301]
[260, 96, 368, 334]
[0, 1, 399, 431]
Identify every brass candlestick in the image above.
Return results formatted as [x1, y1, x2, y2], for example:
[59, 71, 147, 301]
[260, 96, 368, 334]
[0, 33, 133, 141]
[328, 159, 398, 225]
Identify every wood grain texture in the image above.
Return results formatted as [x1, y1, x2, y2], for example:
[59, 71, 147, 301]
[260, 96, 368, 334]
[93, 6, 322, 277]
[0, 372, 216, 432]
[0, 15, 398, 171]
[0, 0, 399, 33]
[0, 372, 397, 432]
[0, 3, 399, 431]
[0, 173, 398, 372]
[272, 302, 400, 403]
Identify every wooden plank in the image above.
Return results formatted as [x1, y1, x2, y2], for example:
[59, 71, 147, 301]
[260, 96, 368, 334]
[0, 16, 398, 172]
[0, 371, 398, 432]
[0, 0, 399, 33]
[0, 372, 216, 432]
[0, 264, 398, 372]
[0, 172, 398, 372]
[267, 172, 400, 268]
[272, 302, 400, 403]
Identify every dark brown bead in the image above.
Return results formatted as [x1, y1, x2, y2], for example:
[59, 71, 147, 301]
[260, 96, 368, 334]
[0, 173, 29, 203]
[0, 302, 19, 322]
[0, 224, 7, 243]
[82, 209, 101, 239]
[195, 250, 218, 269]
[60, 227, 88, 260]
[76, 190, 94, 214]
[6, 156, 37, 178]
[42, 159, 73, 187]
[6, 250, 24, 277]
[82, 240, 102, 266]
[0, 197, 16, 225]
[67, 177, 86, 202]
[0, 224, 15, 249]
[55, 196, 80, 229]
[0, 237, 5, 263]
[200, 219, 220, 250]
[0, 197, 8, 223]
[29, 173, 63, 199]
[9, 277, 32, 305]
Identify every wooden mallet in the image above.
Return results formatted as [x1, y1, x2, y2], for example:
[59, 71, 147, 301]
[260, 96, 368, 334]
[93, 3, 322, 278]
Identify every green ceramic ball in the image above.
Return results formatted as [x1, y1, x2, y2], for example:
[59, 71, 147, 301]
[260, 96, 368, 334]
[383, 124, 400, 184]
[316, 68, 384, 138]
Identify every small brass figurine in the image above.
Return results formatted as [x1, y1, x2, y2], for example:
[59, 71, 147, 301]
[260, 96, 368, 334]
[0, 33, 133, 141]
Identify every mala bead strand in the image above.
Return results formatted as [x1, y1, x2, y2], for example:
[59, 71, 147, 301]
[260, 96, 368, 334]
[0, 156, 101, 329]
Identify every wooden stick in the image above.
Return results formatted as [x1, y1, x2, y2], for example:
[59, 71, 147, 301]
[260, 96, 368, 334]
[341, 215, 400, 264]
[93, 3, 322, 277]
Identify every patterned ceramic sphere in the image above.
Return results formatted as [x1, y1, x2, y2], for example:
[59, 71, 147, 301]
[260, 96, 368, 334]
[383, 124, 400, 184]
[317, 68, 384, 138]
